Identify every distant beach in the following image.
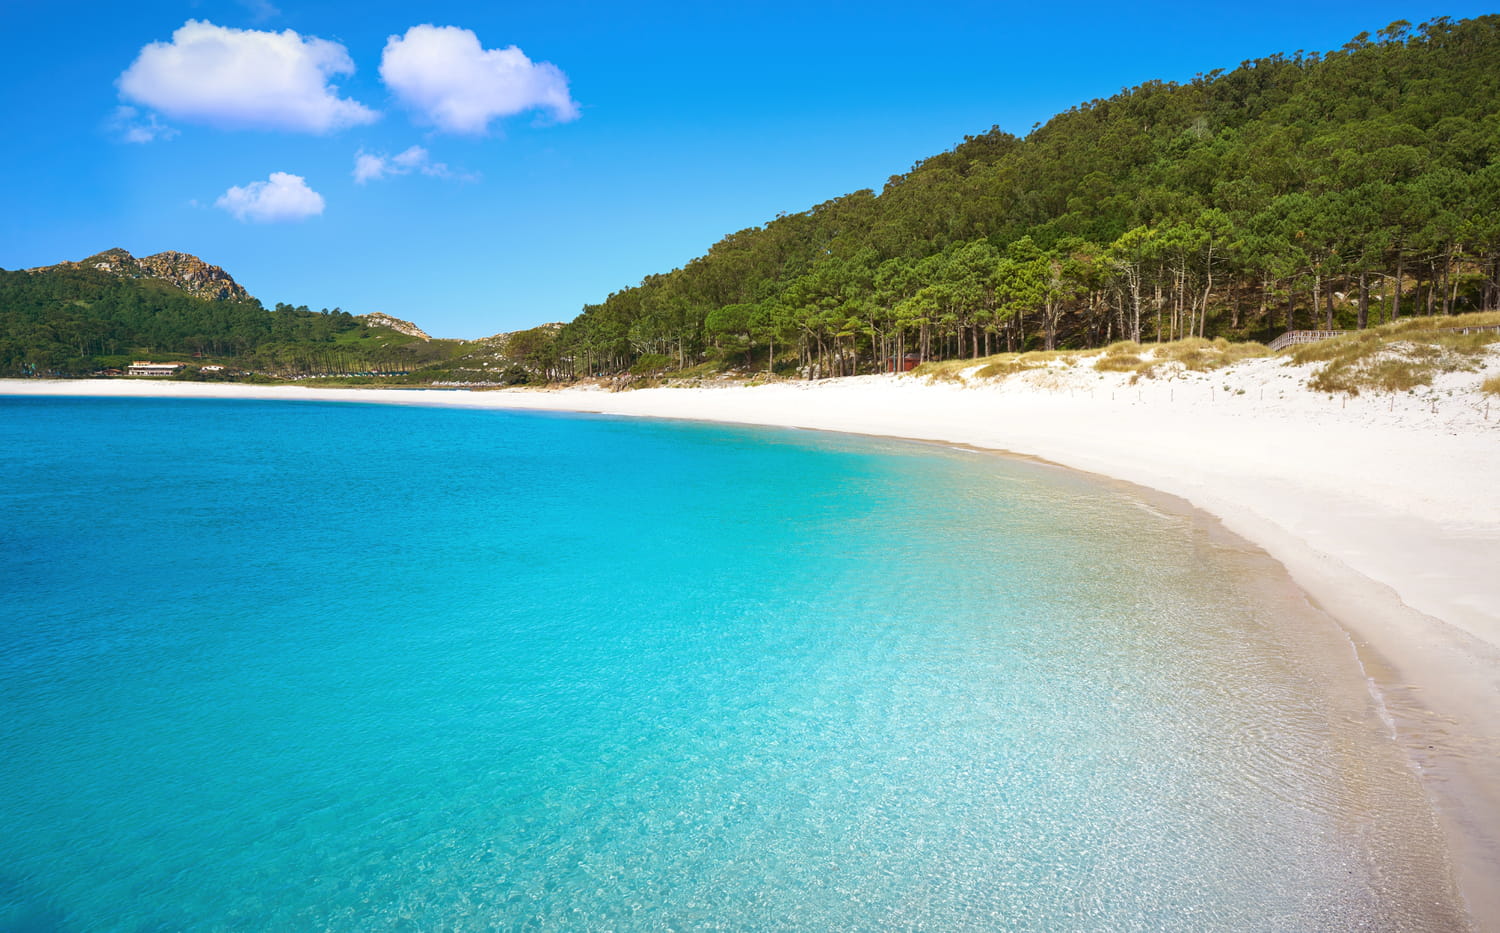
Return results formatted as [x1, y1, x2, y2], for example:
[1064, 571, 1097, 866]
[7, 357, 1499, 926]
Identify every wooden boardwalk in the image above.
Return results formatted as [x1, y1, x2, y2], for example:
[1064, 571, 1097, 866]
[1266, 330, 1344, 352]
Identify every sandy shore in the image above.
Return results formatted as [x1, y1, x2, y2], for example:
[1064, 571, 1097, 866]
[7, 359, 1500, 924]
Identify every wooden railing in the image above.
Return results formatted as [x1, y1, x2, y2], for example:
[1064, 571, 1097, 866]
[1266, 330, 1344, 352]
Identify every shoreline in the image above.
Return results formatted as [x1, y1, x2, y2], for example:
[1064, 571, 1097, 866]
[7, 369, 1499, 926]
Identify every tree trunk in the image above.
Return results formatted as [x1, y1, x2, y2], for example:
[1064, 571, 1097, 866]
[1114, 286, 1125, 342]
[1442, 248, 1453, 315]
[1174, 262, 1184, 341]
[1127, 276, 1142, 344]
[1392, 253, 1403, 320]
[1313, 271, 1326, 330]
[1357, 271, 1369, 329]
[1157, 278, 1167, 343]
[1198, 258, 1214, 339]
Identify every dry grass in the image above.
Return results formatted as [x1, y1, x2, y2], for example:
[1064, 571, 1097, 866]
[1296, 311, 1500, 395]
[1479, 374, 1500, 396]
[913, 347, 1099, 383]
[910, 358, 968, 380]
[1163, 337, 1269, 370]
[1093, 353, 1146, 373]
[973, 349, 1077, 380]
[1289, 334, 1370, 365]
[912, 361, 968, 383]
[975, 358, 1039, 379]
[1091, 337, 1268, 379]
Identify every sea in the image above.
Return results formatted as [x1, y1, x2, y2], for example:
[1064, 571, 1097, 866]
[0, 395, 1464, 931]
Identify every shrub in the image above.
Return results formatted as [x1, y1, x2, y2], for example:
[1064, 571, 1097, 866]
[499, 365, 531, 386]
[629, 353, 673, 375]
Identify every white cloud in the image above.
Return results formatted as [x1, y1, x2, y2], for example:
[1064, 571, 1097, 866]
[117, 20, 377, 133]
[353, 145, 475, 183]
[353, 151, 390, 184]
[109, 106, 178, 143]
[392, 146, 432, 171]
[379, 25, 578, 134]
[237, 0, 281, 22]
[216, 171, 325, 222]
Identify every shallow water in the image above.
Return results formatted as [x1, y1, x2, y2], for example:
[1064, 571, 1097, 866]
[0, 396, 1463, 930]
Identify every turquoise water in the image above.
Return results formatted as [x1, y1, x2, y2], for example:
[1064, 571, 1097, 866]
[0, 396, 1459, 930]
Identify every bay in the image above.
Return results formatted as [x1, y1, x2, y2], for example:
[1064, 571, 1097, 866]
[0, 396, 1460, 930]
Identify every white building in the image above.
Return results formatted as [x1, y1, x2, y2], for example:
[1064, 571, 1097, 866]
[126, 362, 182, 376]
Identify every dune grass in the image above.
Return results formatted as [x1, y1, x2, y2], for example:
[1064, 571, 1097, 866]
[912, 361, 969, 382]
[1093, 353, 1145, 373]
[1091, 337, 1268, 379]
[915, 348, 1083, 382]
[974, 349, 1076, 379]
[904, 318, 1499, 395]
[1158, 337, 1270, 370]
[1296, 311, 1500, 395]
[915, 337, 1275, 384]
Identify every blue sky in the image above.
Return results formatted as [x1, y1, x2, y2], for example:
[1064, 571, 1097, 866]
[1, 1, 1492, 337]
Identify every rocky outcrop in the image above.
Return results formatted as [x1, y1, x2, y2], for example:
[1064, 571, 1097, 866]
[358, 312, 432, 341]
[28, 250, 445, 339]
[33, 248, 250, 302]
[479, 322, 564, 348]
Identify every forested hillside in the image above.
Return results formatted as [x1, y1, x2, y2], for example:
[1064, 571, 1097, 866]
[0, 264, 452, 377]
[539, 16, 1500, 379]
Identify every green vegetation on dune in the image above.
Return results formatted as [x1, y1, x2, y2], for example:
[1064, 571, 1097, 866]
[542, 16, 1500, 380]
[909, 336, 1272, 385]
[1299, 309, 1500, 394]
[912, 309, 1500, 396]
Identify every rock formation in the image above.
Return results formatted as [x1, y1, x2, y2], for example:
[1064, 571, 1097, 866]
[358, 312, 432, 341]
[34, 248, 251, 302]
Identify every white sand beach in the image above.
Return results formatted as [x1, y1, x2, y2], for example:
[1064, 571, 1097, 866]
[7, 357, 1500, 923]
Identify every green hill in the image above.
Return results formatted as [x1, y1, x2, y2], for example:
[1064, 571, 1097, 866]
[549, 15, 1500, 379]
[0, 254, 457, 378]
